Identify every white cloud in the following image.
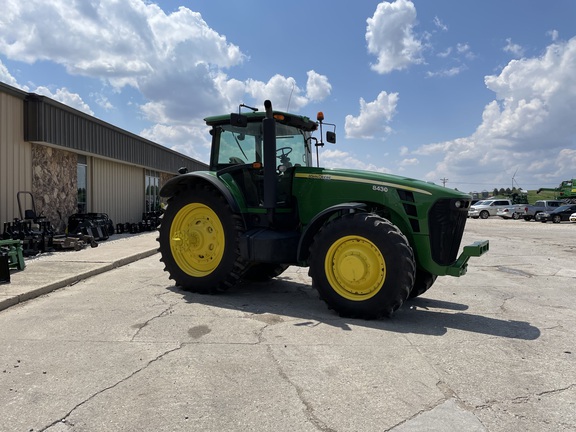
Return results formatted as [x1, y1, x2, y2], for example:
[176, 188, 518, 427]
[426, 65, 467, 78]
[399, 158, 419, 167]
[547, 30, 559, 42]
[0, 0, 245, 121]
[306, 70, 332, 102]
[503, 38, 524, 57]
[437, 47, 452, 58]
[90, 92, 114, 111]
[433, 16, 448, 32]
[140, 123, 211, 163]
[0, 59, 24, 89]
[456, 43, 475, 60]
[33, 86, 94, 115]
[418, 37, 576, 188]
[345, 91, 399, 139]
[366, 0, 423, 74]
[245, 75, 307, 112]
[0, 0, 332, 144]
[321, 149, 391, 173]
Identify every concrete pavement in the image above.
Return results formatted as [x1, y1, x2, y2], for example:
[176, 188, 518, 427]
[0, 232, 159, 312]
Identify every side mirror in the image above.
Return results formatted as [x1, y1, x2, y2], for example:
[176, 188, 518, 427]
[326, 131, 336, 144]
[230, 113, 248, 127]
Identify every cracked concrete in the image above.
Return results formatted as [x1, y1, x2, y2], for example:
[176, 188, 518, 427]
[0, 218, 575, 431]
[40, 344, 184, 432]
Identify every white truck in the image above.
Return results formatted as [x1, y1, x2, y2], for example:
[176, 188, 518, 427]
[468, 198, 523, 219]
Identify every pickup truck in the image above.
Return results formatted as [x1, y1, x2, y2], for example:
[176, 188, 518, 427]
[523, 200, 564, 221]
[468, 199, 520, 219]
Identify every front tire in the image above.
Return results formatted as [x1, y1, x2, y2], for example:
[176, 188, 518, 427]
[480, 210, 490, 219]
[408, 269, 437, 299]
[158, 184, 246, 293]
[309, 213, 415, 319]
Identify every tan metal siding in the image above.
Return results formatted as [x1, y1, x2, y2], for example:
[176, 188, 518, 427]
[0, 92, 32, 226]
[25, 95, 208, 174]
[90, 158, 144, 224]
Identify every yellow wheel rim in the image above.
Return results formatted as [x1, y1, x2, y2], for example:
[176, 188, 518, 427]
[169, 203, 225, 277]
[324, 235, 386, 301]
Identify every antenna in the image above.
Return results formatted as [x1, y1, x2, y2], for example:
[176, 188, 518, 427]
[286, 82, 295, 112]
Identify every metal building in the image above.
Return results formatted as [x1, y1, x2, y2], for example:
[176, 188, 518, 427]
[0, 81, 207, 230]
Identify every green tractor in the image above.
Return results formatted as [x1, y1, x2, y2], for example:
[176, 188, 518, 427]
[158, 100, 488, 319]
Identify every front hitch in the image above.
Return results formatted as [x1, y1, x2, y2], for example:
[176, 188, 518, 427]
[446, 240, 490, 277]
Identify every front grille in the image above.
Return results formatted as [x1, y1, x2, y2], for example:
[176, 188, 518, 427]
[428, 199, 469, 265]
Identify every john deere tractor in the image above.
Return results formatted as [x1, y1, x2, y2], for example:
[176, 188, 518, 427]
[158, 100, 488, 319]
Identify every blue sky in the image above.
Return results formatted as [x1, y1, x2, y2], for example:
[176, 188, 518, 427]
[1, 0, 575, 193]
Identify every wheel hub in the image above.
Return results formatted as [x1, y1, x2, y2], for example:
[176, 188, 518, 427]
[170, 203, 225, 276]
[325, 236, 386, 300]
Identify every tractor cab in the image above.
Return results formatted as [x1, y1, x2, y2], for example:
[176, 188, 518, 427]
[205, 105, 328, 217]
[209, 117, 314, 171]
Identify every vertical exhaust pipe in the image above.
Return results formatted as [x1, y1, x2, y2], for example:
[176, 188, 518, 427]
[262, 100, 276, 213]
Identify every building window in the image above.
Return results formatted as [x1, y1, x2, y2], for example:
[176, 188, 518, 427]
[145, 170, 160, 213]
[77, 155, 87, 214]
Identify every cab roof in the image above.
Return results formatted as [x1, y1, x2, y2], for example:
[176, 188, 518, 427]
[204, 110, 318, 132]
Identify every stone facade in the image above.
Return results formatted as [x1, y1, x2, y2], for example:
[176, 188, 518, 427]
[31, 144, 77, 232]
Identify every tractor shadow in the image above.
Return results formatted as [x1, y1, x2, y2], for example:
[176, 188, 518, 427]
[167, 276, 540, 341]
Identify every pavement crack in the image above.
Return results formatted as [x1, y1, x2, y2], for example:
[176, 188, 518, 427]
[387, 381, 486, 431]
[476, 383, 576, 409]
[513, 383, 576, 402]
[130, 294, 176, 341]
[38, 343, 184, 432]
[265, 344, 336, 432]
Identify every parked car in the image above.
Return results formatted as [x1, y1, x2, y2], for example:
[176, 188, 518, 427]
[496, 206, 526, 220]
[570, 213, 576, 223]
[535, 204, 576, 223]
[468, 199, 518, 219]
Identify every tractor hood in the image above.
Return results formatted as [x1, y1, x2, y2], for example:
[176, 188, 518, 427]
[295, 167, 470, 200]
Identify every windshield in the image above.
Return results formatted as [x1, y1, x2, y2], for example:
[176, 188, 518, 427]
[473, 201, 487, 206]
[216, 122, 311, 167]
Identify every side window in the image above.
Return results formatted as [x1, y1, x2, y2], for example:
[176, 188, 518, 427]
[219, 130, 257, 165]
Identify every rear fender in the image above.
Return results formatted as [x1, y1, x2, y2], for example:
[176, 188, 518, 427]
[160, 171, 241, 214]
[296, 202, 367, 263]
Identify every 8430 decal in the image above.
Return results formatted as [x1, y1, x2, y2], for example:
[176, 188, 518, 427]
[372, 185, 388, 193]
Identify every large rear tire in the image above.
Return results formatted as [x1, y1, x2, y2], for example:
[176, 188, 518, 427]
[158, 184, 246, 293]
[309, 213, 415, 319]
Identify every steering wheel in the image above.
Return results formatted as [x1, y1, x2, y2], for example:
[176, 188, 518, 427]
[276, 147, 292, 159]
